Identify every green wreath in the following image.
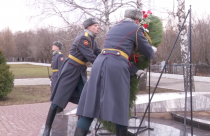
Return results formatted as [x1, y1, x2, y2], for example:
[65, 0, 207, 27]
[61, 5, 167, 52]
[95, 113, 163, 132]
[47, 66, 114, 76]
[99, 14, 163, 133]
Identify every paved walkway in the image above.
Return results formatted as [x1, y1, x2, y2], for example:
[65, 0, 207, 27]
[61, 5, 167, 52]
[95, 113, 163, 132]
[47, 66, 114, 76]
[149, 73, 210, 91]
[4, 69, 210, 136]
[149, 76, 210, 91]
[14, 78, 50, 86]
[14, 74, 210, 92]
[0, 102, 76, 136]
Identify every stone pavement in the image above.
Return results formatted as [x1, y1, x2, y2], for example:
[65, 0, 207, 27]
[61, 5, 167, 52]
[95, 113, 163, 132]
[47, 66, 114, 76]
[14, 78, 50, 86]
[149, 76, 210, 91]
[38, 109, 210, 136]
[14, 75, 210, 92]
[43, 92, 210, 136]
[0, 102, 76, 136]
[6, 66, 210, 136]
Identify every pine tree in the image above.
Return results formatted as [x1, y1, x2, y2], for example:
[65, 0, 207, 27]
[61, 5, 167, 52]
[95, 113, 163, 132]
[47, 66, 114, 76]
[0, 50, 14, 98]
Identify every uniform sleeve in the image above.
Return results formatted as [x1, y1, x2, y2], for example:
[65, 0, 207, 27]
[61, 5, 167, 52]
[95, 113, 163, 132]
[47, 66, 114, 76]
[136, 28, 154, 59]
[78, 36, 97, 63]
[129, 62, 138, 76]
[57, 54, 65, 70]
[94, 45, 101, 56]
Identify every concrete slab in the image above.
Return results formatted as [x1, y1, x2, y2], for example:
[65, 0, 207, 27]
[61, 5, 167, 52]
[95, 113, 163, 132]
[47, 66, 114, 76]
[14, 78, 50, 86]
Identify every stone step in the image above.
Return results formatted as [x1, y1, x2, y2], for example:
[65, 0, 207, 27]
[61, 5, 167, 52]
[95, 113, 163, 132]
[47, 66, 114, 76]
[170, 112, 210, 132]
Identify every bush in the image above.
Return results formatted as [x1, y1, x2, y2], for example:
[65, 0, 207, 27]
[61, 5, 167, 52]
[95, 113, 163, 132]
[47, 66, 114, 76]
[0, 50, 14, 98]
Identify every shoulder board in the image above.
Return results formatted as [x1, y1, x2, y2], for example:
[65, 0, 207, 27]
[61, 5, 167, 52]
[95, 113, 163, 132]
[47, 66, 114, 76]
[58, 52, 62, 54]
[84, 32, 88, 37]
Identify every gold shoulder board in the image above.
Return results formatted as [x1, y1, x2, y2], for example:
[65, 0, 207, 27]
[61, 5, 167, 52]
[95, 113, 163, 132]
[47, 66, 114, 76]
[84, 32, 88, 37]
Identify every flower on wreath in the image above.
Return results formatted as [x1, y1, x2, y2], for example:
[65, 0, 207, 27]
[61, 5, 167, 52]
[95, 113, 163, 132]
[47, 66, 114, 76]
[129, 53, 140, 64]
[128, 54, 132, 60]
[130, 10, 154, 64]
[129, 10, 154, 64]
[143, 14, 148, 18]
[147, 10, 152, 14]
[143, 24, 148, 28]
[140, 10, 152, 32]
[134, 54, 139, 63]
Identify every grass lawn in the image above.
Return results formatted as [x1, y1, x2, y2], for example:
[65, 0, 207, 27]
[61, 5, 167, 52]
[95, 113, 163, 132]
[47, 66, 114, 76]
[9, 64, 90, 79]
[0, 85, 51, 106]
[0, 85, 180, 106]
[9, 64, 52, 79]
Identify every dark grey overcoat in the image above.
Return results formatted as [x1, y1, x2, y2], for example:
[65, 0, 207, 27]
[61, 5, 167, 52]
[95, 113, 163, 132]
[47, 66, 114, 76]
[76, 20, 154, 126]
[50, 31, 101, 108]
[51, 51, 65, 93]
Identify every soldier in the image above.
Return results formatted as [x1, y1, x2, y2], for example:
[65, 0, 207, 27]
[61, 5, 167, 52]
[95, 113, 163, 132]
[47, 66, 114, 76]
[49, 41, 65, 114]
[74, 9, 157, 136]
[43, 18, 101, 136]
[51, 41, 65, 92]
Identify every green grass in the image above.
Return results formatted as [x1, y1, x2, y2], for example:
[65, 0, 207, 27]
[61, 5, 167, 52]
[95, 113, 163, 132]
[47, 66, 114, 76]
[0, 86, 180, 106]
[9, 64, 90, 79]
[8, 64, 52, 79]
[0, 85, 51, 106]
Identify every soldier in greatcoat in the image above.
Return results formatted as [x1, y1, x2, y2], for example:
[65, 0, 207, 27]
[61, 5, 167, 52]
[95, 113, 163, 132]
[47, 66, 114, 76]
[50, 41, 65, 114]
[43, 18, 101, 136]
[50, 41, 65, 92]
[74, 9, 157, 136]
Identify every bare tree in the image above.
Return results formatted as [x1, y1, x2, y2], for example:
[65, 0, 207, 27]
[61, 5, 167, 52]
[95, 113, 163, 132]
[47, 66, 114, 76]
[177, 0, 195, 91]
[191, 16, 210, 65]
[156, 18, 181, 63]
[34, 28, 55, 63]
[29, 0, 141, 33]
[0, 28, 16, 61]
[14, 31, 33, 61]
[52, 25, 83, 56]
[137, 0, 143, 9]
[0, 32, 3, 52]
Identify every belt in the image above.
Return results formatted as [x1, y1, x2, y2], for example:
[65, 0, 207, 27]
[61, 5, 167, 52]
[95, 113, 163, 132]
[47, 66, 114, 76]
[68, 54, 87, 65]
[101, 48, 129, 59]
[52, 69, 58, 72]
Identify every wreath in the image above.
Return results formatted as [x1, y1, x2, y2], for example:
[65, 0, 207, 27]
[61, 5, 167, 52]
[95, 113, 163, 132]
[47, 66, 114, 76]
[99, 10, 163, 133]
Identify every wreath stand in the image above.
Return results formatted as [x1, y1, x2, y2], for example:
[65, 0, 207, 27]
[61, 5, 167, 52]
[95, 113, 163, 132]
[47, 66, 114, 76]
[133, 6, 194, 136]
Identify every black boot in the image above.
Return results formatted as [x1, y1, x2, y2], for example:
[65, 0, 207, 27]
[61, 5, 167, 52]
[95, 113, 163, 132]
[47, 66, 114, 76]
[56, 107, 63, 114]
[43, 106, 57, 136]
[74, 127, 88, 136]
[116, 128, 128, 136]
[43, 125, 51, 136]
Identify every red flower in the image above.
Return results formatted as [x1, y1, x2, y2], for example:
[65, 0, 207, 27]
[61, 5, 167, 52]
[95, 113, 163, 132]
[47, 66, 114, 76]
[143, 14, 148, 18]
[129, 54, 132, 60]
[134, 54, 139, 63]
[143, 24, 148, 28]
[142, 11, 146, 14]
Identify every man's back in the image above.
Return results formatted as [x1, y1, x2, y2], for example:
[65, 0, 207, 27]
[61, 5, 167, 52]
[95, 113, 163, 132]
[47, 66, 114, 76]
[104, 20, 154, 59]
[104, 21, 138, 55]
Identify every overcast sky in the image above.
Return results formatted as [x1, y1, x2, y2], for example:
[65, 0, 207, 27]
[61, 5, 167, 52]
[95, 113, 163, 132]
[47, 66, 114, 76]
[0, 0, 209, 32]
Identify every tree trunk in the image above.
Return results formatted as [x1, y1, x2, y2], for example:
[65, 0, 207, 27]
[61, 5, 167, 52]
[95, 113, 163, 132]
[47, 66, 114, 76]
[137, 0, 142, 9]
[104, 0, 110, 33]
[177, 0, 195, 92]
